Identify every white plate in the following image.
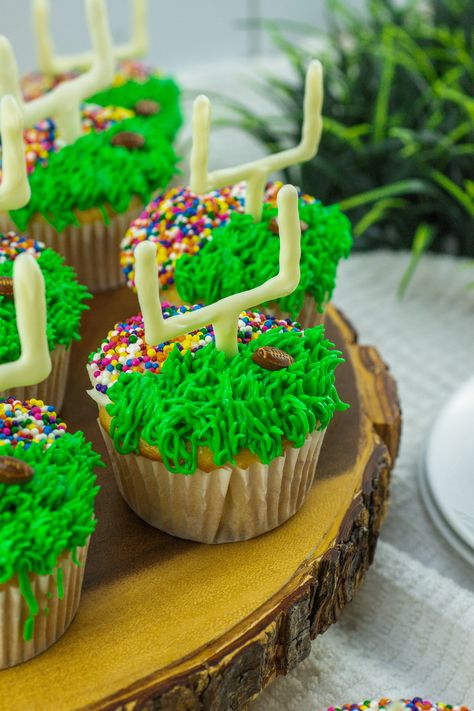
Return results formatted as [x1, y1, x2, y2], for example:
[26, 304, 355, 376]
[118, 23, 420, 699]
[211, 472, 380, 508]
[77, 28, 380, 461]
[419, 458, 474, 567]
[420, 375, 474, 564]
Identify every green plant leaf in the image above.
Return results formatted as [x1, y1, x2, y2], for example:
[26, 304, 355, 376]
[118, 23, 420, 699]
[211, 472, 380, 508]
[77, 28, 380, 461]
[398, 223, 434, 297]
[432, 170, 474, 216]
[338, 179, 430, 212]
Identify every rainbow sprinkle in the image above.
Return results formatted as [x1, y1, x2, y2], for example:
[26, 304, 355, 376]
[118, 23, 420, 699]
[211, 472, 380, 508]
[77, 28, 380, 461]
[111, 59, 157, 87]
[327, 699, 470, 711]
[0, 398, 67, 450]
[88, 303, 303, 396]
[0, 232, 44, 263]
[120, 181, 316, 290]
[0, 104, 134, 180]
[81, 103, 134, 134]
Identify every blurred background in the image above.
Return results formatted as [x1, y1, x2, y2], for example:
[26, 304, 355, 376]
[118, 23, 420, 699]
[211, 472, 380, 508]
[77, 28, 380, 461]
[1, 0, 341, 70]
[3, 0, 472, 279]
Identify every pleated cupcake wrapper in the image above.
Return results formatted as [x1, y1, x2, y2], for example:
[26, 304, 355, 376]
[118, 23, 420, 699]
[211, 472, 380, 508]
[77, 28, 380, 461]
[268, 294, 325, 329]
[0, 540, 89, 669]
[100, 424, 326, 544]
[0, 204, 142, 294]
[0, 344, 71, 412]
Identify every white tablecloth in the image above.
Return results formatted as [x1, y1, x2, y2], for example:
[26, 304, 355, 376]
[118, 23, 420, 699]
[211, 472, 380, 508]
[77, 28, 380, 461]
[252, 252, 474, 710]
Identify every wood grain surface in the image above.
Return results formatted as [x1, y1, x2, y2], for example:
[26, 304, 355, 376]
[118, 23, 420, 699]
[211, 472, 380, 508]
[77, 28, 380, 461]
[0, 290, 401, 711]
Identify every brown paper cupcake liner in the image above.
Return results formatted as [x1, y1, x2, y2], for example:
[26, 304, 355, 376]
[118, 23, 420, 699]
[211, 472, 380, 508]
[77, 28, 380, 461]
[0, 344, 71, 411]
[0, 204, 142, 293]
[0, 540, 89, 669]
[100, 425, 326, 544]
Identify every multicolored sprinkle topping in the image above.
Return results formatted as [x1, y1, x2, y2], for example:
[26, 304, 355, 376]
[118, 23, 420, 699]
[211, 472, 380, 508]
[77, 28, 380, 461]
[0, 232, 44, 263]
[328, 699, 470, 711]
[111, 59, 156, 86]
[0, 398, 67, 450]
[88, 303, 303, 396]
[120, 181, 316, 290]
[0, 104, 134, 181]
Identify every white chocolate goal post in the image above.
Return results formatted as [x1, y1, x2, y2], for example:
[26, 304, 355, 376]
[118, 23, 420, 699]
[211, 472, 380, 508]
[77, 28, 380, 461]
[0, 0, 114, 144]
[32, 0, 149, 74]
[190, 59, 324, 221]
[0, 95, 30, 211]
[0, 95, 50, 390]
[135, 184, 301, 359]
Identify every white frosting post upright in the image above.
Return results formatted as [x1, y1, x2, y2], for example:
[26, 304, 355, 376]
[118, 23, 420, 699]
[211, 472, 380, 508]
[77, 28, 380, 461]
[0, 95, 30, 210]
[33, 0, 149, 74]
[0, 0, 114, 144]
[0, 95, 51, 390]
[190, 60, 324, 221]
[135, 184, 301, 358]
[0, 253, 51, 391]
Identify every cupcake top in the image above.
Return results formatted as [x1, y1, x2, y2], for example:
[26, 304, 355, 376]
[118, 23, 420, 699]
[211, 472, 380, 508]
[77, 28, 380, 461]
[120, 182, 352, 316]
[9, 111, 179, 233]
[20, 59, 157, 101]
[7, 71, 181, 232]
[88, 303, 303, 400]
[15, 104, 134, 177]
[176, 199, 352, 319]
[120, 182, 250, 290]
[0, 397, 102, 640]
[88, 74, 181, 140]
[95, 315, 347, 475]
[328, 700, 469, 711]
[0, 232, 90, 359]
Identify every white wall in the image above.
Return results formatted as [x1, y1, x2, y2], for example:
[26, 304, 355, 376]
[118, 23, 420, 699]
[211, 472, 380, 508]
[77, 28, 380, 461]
[0, 0, 330, 73]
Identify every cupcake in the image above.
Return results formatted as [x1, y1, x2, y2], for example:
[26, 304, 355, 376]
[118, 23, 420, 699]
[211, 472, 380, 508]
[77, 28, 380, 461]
[0, 0, 180, 293]
[120, 61, 352, 327]
[328, 700, 470, 711]
[88, 185, 348, 543]
[0, 251, 102, 669]
[0, 232, 90, 410]
[0, 396, 102, 668]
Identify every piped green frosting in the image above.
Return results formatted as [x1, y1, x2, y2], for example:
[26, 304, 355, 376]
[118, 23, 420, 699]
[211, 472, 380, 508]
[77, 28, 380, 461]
[0, 246, 90, 361]
[88, 76, 182, 141]
[107, 326, 348, 475]
[174, 201, 352, 318]
[10, 115, 180, 232]
[0, 433, 102, 640]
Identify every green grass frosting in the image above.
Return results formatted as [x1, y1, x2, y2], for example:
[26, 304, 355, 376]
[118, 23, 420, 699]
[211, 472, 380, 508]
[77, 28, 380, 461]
[174, 201, 352, 318]
[0, 245, 90, 361]
[10, 115, 180, 232]
[88, 76, 182, 141]
[106, 326, 348, 475]
[0, 434, 102, 640]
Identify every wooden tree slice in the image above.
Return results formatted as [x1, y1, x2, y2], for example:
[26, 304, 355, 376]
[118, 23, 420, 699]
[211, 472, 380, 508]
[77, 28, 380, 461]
[0, 291, 401, 711]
